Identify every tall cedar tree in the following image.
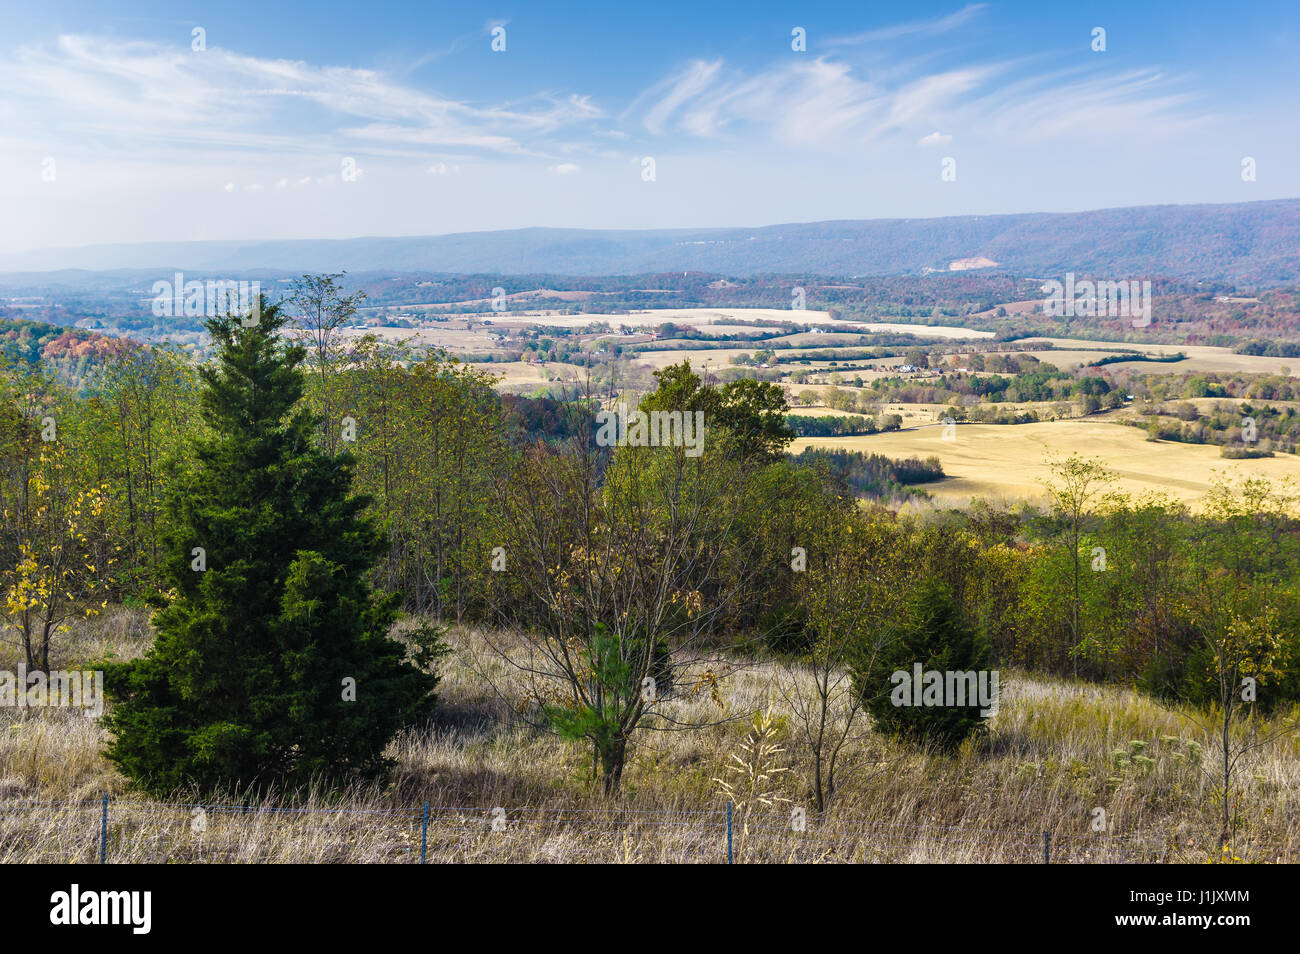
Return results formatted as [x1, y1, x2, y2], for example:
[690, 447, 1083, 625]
[103, 305, 436, 796]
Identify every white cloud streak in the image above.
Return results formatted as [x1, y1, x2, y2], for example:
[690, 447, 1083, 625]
[0, 34, 604, 162]
[631, 51, 1207, 149]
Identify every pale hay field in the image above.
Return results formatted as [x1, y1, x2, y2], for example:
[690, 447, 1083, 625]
[1018, 349, 1130, 370]
[1020, 337, 1300, 377]
[792, 419, 1300, 509]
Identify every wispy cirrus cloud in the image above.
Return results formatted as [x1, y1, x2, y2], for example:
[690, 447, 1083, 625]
[629, 46, 1208, 149]
[639, 59, 726, 136]
[825, 2, 989, 46]
[971, 67, 1211, 142]
[4, 20, 1213, 173]
[0, 33, 603, 163]
[631, 57, 882, 144]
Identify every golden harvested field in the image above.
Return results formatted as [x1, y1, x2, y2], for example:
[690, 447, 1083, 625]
[1018, 349, 1125, 370]
[792, 420, 1300, 509]
[1020, 337, 1300, 376]
[472, 361, 602, 391]
[484, 362, 547, 384]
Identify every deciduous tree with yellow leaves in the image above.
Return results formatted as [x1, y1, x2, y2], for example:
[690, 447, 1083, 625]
[0, 376, 111, 671]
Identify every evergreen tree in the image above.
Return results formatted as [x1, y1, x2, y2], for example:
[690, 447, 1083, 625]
[104, 304, 436, 796]
[855, 576, 994, 748]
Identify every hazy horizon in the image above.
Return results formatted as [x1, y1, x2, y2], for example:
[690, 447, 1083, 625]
[8, 194, 1300, 260]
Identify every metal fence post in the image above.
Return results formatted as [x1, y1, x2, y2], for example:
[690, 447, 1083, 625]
[726, 801, 733, 864]
[1043, 830, 1050, 864]
[100, 794, 108, 864]
[421, 802, 429, 864]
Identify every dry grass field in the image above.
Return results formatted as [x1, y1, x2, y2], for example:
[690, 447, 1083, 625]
[792, 420, 1300, 509]
[1, 612, 1296, 863]
[1015, 349, 1129, 370]
[1020, 337, 1300, 376]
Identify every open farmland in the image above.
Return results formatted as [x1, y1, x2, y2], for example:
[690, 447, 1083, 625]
[792, 419, 1300, 509]
[1020, 337, 1300, 375]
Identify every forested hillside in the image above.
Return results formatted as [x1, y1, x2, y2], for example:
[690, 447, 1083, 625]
[4, 198, 1299, 283]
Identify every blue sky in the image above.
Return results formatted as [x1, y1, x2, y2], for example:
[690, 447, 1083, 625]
[2, 0, 1298, 254]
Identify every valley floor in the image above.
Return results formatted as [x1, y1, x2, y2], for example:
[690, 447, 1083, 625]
[792, 419, 1300, 510]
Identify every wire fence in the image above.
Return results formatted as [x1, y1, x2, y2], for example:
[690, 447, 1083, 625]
[0, 794, 1262, 863]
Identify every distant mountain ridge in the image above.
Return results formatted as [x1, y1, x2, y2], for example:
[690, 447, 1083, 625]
[5, 198, 1298, 284]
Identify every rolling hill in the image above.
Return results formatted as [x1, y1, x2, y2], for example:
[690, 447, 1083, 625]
[3, 198, 1298, 284]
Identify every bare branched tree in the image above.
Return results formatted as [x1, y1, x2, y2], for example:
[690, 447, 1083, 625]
[286, 272, 366, 453]
[1043, 454, 1114, 675]
[480, 384, 770, 794]
[776, 503, 907, 813]
[1178, 477, 1300, 848]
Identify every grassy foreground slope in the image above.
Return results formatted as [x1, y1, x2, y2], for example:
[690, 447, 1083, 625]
[1, 615, 1295, 863]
